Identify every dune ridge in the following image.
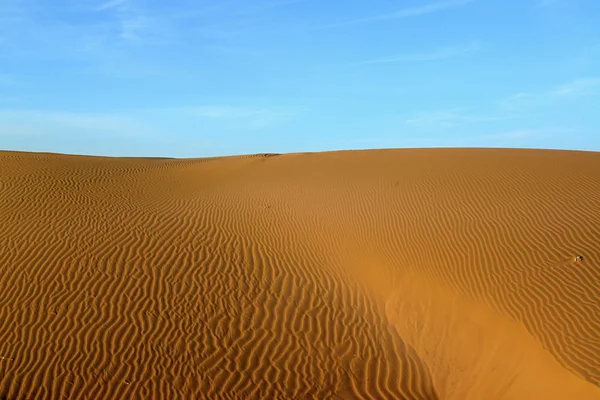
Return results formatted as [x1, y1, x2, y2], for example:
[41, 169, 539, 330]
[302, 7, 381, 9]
[0, 148, 599, 399]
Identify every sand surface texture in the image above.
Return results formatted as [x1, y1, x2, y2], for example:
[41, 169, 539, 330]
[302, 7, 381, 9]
[0, 148, 599, 399]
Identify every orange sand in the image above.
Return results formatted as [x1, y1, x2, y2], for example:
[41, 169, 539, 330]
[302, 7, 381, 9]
[0, 148, 599, 399]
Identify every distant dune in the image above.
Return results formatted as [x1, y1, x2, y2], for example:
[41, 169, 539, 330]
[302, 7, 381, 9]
[0, 148, 599, 399]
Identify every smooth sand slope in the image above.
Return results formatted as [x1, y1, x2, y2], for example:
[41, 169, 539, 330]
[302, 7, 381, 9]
[0, 148, 599, 399]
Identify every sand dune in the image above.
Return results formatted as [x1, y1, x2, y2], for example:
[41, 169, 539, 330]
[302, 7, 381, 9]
[0, 148, 599, 399]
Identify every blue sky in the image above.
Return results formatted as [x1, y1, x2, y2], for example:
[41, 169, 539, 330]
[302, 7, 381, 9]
[1, 0, 599, 157]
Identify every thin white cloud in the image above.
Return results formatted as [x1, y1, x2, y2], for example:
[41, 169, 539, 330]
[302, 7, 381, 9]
[353, 42, 480, 66]
[474, 127, 579, 147]
[92, 0, 164, 43]
[485, 129, 538, 141]
[536, 0, 567, 8]
[96, 0, 127, 11]
[346, 130, 541, 149]
[269, 0, 310, 6]
[501, 77, 600, 109]
[404, 108, 502, 128]
[0, 109, 153, 137]
[188, 106, 266, 119]
[552, 78, 600, 96]
[186, 105, 301, 129]
[118, 16, 154, 41]
[314, 0, 476, 29]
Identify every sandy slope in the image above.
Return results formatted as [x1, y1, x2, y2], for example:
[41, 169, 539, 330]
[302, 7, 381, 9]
[0, 148, 599, 399]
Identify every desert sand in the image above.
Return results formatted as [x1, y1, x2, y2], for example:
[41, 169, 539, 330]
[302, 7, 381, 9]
[0, 148, 599, 399]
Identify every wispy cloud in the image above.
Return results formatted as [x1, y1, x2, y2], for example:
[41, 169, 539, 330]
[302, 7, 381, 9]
[344, 130, 541, 149]
[94, 0, 162, 43]
[0, 0, 185, 80]
[0, 0, 286, 77]
[268, 0, 311, 6]
[185, 105, 301, 129]
[313, 0, 476, 29]
[352, 42, 480, 66]
[404, 108, 503, 128]
[474, 127, 581, 147]
[0, 109, 154, 137]
[485, 129, 538, 141]
[189, 106, 269, 119]
[536, 0, 567, 8]
[552, 78, 600, 96]
[96, 0, 127, 11]
[501, 77, 600, 109]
